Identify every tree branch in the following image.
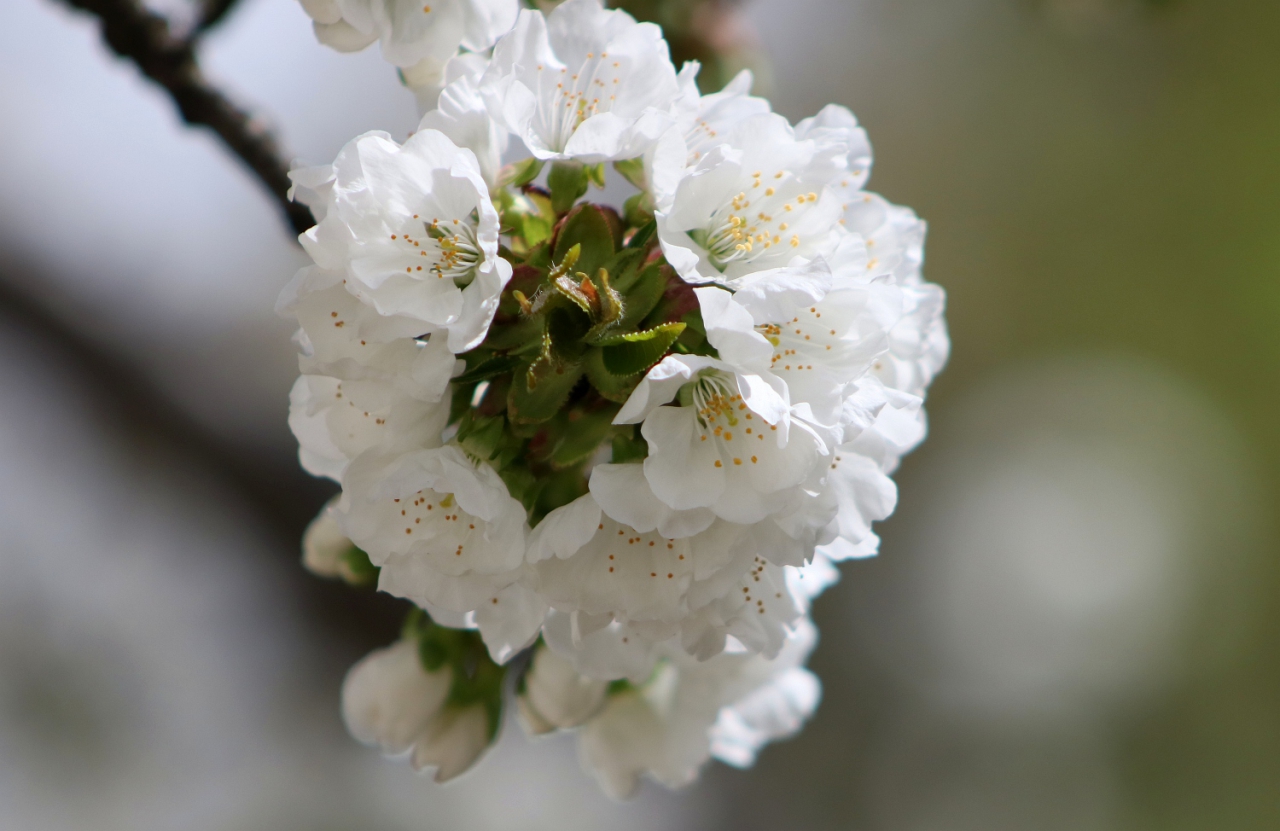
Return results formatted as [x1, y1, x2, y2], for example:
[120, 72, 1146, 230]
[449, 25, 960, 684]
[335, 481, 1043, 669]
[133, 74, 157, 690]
[194, 0, 242, 33]
[60, 0, 314, 237]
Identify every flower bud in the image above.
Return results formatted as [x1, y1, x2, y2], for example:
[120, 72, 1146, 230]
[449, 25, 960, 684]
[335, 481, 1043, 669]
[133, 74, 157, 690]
[302, 505, 349, 579]
[410, 705, 492, 783]
[342, 639, 497, 783]
[518, 644, 608, 734]
[342, 640, 452, 755]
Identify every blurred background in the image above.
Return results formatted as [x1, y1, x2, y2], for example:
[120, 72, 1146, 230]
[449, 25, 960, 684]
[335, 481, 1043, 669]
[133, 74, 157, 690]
[1, 0, 1277, 828]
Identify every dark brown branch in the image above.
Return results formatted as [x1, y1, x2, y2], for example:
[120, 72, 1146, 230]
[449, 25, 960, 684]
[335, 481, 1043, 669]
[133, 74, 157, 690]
[60, 0, 314, 237]
[195, 0, 242, 33]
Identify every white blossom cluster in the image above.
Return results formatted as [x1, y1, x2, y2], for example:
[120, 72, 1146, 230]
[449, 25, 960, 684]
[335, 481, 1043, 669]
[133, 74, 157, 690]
[286, 0, 947, 797]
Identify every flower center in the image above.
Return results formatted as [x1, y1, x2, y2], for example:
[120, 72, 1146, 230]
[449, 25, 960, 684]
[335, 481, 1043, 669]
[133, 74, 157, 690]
[533, 51, 623, 152]
[687, 371, 741, 429]
[690, 170, 823, 272]
[756, 307, 839, 373]
[394, 215, 484, 287]
[393, 489, 478, 558]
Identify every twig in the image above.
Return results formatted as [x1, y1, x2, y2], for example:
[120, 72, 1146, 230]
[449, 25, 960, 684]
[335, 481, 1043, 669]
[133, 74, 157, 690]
[194, 0, 242, 33]
[59, 0, 314, 236]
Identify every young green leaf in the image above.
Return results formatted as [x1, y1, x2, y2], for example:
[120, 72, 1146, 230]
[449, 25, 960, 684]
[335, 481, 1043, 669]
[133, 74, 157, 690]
[553, 205, 617, 277]
[453, 355, 521, 385]
[499, 156, 545, 188]
[584, 347, 642, 402]
[597, 322, 687, 377]
[586, 162, 607, 189]
[613, 157, 646, 190]
[548, 161, 590, 214]
[611, 428, 649, 464]
[615, 263, 668, 330]
[624, 193, 655, 231]
[508, 361, 585, 423]
[549, 407, 618, 469]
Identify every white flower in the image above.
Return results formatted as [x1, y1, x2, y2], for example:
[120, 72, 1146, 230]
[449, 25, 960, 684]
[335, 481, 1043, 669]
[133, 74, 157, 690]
[529, 492, 749, 628]
[518, 643, 608, 734]
[827, 196, 949, 471]
[677, 555, 801, 660]
[340, 445, 530, 618]
[576, 619, 821, 799]
[793, 104, 872, 197]
[671, 64, 771, 168]
[302, 498, 359, 578]
[281, 281, 460, 482]
[696, 263, 890, 432]
[407, 704, 492, 782]
[529, 483, 826, 665]
[656, 113, 845, 286]
[614, 354, 830, 525]
[814, 449, 897, 562]
[480, 0, 680, 163]
[706, 619, 822, 769]
[300, 0, 519, 69]
[417, 54, 509, 186]
[640, 65, 770, 209]
[294, 128, 513, 354]
[341, 639, 491, 782]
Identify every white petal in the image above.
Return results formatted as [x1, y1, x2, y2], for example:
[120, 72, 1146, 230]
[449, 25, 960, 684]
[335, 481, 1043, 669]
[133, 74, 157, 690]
[341, 640, 451, 755]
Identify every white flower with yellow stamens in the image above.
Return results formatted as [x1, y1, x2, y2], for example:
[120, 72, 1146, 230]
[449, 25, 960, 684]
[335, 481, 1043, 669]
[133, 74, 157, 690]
[572, 618, 822, 799]
[671, 63, 772, 167]
[293, 128, 512, 354]
[695, 261, 891, 433]
[656, 112, 845, 286]
[338, 445, 546, 662]
[479, 0, 680, 163]
[613, 352, 831, 525]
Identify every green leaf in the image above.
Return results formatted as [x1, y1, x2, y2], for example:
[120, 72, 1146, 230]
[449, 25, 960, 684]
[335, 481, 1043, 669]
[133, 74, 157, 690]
[626, 216, 657, 250]
[615, 263, 668, 330]
[586, 162, 607, 189]
[508, 360, 584, 423]
[548, 161, 590, 214]
[602, 247, 647, 293]
[499, 156, 545, 188]
[613, 157, 647, 190]
[510, 210, 552, 248]
[624, 193, 655, 230]
[453, 355, 520, 385]
[553, 205, 617, 277]
[498, 463, 541, 513]
[482, 316, 544, 352]
[533, 467, 590, 521]
[549, 407, 618, 469]
[584, 347, 641, 402]
[501, 187, 555, 252]
[449, 381, 476, 424]
[455, 412, 507, 462]
[611, 428, 649, 464]
[598, 323, 687, 377]
[544, 305, 591, 363]
[339, 546, 379, 587]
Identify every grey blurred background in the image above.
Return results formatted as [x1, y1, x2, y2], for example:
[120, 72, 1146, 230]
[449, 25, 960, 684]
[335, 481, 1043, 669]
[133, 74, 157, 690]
[1, 0, 1277, 828]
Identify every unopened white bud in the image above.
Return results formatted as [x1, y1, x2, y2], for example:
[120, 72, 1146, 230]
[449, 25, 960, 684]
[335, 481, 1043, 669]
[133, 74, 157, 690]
[411, 705, 492, 783]
[341, 640, 452, 755]
[519, 644, 608, 733]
